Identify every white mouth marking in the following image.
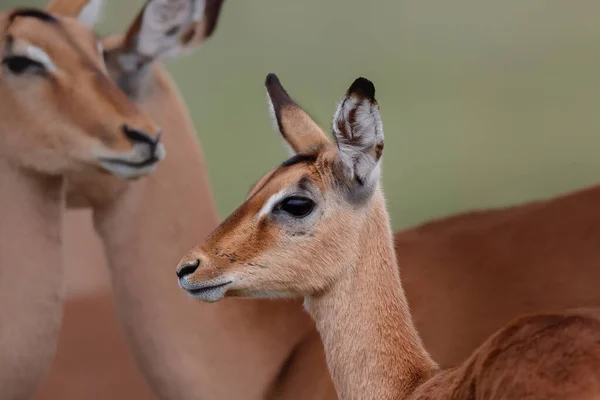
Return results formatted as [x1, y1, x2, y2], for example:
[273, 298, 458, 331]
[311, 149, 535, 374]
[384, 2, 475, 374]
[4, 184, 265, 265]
[94, 143, 166, 180]
[179, 276, 233, 303]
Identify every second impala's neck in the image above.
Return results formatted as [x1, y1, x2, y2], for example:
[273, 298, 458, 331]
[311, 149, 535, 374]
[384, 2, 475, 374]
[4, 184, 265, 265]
[306, 190, 438, 400]
[0, 158, 65, 399]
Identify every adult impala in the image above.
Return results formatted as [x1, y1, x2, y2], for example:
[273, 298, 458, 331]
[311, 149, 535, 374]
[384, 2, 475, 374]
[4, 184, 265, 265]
[178, 74, 600, 400]
[0, 6, 164, 399]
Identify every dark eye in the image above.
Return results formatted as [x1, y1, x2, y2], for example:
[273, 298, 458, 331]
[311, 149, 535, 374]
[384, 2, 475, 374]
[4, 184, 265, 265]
[2, 56, 44, 75]
[277, 196, 315, 218]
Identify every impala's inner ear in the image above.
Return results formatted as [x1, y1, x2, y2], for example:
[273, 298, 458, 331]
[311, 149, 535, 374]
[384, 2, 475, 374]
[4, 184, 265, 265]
[176, 0, 226, 47]
[265, 73, 330, 155]
[116, 0, 226, 69]
[331, 77, 384, 198]
[46, 0, 104, 28]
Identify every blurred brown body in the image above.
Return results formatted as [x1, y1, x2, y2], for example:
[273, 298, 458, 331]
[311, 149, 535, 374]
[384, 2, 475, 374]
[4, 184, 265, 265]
[397, 183, 600, 368]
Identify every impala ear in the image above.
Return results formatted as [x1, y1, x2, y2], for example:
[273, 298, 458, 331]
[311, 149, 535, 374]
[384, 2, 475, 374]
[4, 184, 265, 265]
[46, 0, 104, 28]
[265, 73, 330, 155]
[116, 0, 226, 70]
[331, 77, 384, 199]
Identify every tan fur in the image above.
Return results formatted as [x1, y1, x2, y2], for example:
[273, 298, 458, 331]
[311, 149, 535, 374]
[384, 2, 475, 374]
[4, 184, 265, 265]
[46, 0, 93, 16]
[46, 0, 103, 27]
[0, 6, 162, 399]
[33, 2, 335, 399]
[178, 75, 600, 399]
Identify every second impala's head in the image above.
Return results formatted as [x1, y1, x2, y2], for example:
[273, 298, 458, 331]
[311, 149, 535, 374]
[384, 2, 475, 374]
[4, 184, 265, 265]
[0, 3, 165, 179]
[177, 74, 385, 302]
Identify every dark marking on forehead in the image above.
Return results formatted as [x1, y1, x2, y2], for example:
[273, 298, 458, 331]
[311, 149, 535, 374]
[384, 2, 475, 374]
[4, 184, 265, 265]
[281, 153, 318, 168]
[246, 153, 321, 204]
[297, 177, 311, 191]
[9, 9, 58, 24]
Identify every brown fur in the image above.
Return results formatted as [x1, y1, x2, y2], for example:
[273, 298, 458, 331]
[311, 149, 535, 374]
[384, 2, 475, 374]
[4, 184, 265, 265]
[46, 0, 94, 17]
[396, 183, 600, 368]
[414, 310, 600, 399]
[178, 75, 600, 399]
[0, 5, 162, 398]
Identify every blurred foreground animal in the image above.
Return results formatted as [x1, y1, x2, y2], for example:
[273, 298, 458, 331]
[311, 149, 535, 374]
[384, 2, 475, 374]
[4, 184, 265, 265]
[0, 5, 164, 399]
[178, 74, 600, 400]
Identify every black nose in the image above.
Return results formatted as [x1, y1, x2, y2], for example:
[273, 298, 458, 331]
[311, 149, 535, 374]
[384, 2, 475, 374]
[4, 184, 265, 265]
[123, 125, 161, 155]
[176, 259, 200, 279]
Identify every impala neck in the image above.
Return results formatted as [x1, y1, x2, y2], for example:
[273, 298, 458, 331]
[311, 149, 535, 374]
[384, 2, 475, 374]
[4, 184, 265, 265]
[306, 189, 438, 400]
[0, 159, 65, 399]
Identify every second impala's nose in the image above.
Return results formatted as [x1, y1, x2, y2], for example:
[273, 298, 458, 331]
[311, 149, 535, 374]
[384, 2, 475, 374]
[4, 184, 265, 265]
[176, 259, 200, 279]
[123, 124, 162, 155]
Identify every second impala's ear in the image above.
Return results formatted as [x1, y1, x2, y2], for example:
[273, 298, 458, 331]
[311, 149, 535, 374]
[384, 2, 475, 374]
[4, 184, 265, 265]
[265, 73, 331, 155]
[119, 0, 226, 66]
[46, 0, 104, 28]
[331, 77, 384, 196]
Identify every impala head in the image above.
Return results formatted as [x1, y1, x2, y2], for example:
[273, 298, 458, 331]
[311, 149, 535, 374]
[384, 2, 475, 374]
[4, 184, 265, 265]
[177, 74, 384, 301]
[0, 0, 165, 179]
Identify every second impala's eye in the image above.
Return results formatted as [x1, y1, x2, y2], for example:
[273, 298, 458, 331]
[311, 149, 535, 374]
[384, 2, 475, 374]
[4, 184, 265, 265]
[277, 196, 315, 218]
[2, 56, 44, 75]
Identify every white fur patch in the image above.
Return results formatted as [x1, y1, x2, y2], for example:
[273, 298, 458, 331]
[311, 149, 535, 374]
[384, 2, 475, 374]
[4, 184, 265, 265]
[97, 41, 104, 57]
[266, 91, 278, 132]
[25, 46, 57, 72]
[258, 189, 288, 218]
[117, 53, 139, 72]
[77, 0, 104, 28]
[192, 0, 206, 22]
[332, 95, 384, 184]
[137, 0, 205, 60]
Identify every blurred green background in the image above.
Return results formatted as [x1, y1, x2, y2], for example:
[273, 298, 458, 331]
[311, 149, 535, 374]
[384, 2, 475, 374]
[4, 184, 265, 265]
[4, 0, 600, 229]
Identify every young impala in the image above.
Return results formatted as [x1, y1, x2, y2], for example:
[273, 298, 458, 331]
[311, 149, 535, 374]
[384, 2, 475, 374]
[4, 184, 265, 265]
[177, 74, 600, 399]
[0, 6, 164, 399]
